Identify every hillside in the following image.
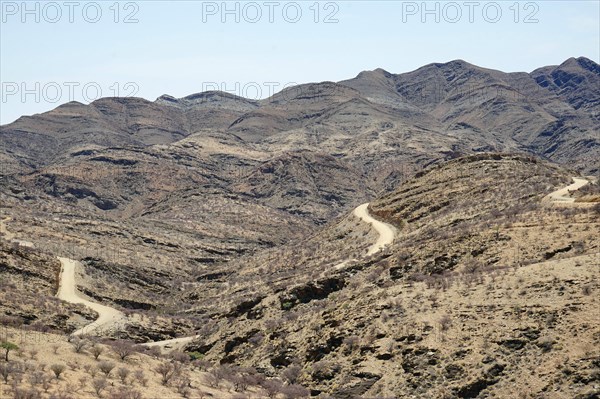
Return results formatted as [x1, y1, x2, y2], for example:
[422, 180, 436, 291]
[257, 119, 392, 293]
[0, 57, 599, 399]
[2, 154, 586, 398]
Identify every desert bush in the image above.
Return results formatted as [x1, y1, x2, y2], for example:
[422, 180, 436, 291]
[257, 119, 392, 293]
[205, 371, 219, 388]
[170, 351, 189, 363]
[155, 361, 178, 386]
[282, 364, 302, 384]
[134, 369, 147, 387]
[83, 364, 97, 378]
[438, 314, 453, 332]
[231, 372, 257, 392]
[112, 341, 137, 361]
[11, 385, 42, 399]
[50, 364, 66, 379]
[142, 346, 161, 359]
[582, 284, 592, 295]
[27, 350, 38, 361]
[311, 361, 340, 381]
[206, 365, 230, 387]
[281, 384, 310, 399]
[0, 362, 15, 383]
[192, 359, 211, 371]
[117, 367, 130, 383]
[28, 370, 46, 386]
[90, 344, 104, 360]
[41, 375, 52, 393]
[97, 361, 115, 377]
[536, 336, 556, 353]
[67, 361, 80, 371]
[175, 376, 192, 398]
[71, 338, 87, 354]
[248, 333, 264, 347]
[109, 386, 142, 399]
[92, 377, 107, 397]
[0, 316, 24, 328]
[261, 379, 285, 398]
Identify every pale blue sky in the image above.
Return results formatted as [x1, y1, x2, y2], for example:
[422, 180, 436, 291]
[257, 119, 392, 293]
[1, 0, 598, 124]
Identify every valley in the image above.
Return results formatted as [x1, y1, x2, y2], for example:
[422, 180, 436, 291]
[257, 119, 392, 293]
[0, 59, 599, 399]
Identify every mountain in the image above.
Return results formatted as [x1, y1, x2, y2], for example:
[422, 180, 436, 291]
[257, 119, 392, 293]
[341, 57, 599, 174]
[3, 58, 598, 179]
[1, 59, 599, 399]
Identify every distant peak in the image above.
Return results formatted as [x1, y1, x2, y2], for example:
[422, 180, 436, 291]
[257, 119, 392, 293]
[57, 101, 85, 108]
[433, 59, 475, 69]
[560, 56, 600, 73]
[155, 91, 260, 109]
[183, 91, 251, 102]
[356, 68, 393, 80]
[156, 94, 178, 103]
[373, 68, 393, 77]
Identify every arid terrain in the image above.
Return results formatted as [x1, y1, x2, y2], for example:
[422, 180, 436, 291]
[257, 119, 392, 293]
[1, 59, 599, 399]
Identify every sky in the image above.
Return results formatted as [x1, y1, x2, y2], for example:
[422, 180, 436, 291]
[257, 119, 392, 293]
[1, 0, 599, 124]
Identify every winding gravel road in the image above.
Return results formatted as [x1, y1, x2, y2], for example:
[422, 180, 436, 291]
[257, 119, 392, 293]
[333, 203, 396, 269]
[54, 203, 394, 346]
[543, 177, 590, 203]
[56, 257, 126, 336]
[353, 203, 396, 256]
[54, 177, 589, 346]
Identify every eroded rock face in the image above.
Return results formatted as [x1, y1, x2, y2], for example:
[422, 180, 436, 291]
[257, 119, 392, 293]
[279, 277, 346, 310]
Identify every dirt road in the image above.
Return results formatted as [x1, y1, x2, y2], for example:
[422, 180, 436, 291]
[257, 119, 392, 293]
[56, 257, 127, 336]
[543, 177, 590, 203]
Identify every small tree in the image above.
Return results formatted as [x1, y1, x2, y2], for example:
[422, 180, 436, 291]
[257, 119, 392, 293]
[50, 363, 67, 379]
[112, 341, 136, 361]
[0, 342, 18, 361]
[175, 376, 192, 398]
[155, 362, 176, 386]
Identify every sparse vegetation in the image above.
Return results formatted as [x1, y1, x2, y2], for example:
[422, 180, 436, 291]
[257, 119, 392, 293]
[50, 364, 66, 379]
[0, 342, 18, 362]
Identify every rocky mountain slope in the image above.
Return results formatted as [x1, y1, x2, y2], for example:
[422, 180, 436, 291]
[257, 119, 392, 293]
[1, 56, 599, 399]
[141, 154, 600, 398]
[2, 57, 598, 178]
